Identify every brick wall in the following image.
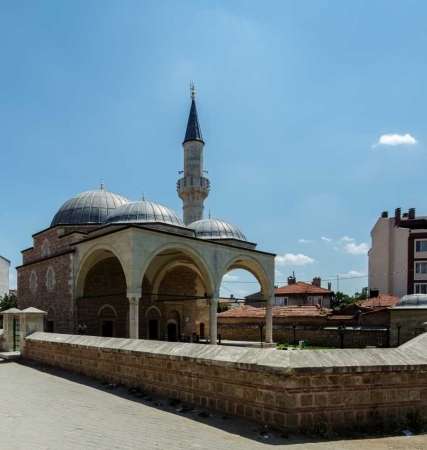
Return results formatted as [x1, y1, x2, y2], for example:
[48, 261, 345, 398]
[24, 332, 427, 433]
[78, 257, 128, 337]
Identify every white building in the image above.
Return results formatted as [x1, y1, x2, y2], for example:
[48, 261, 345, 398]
[369, 208, 427, 297]
[0, 255, 10, 297]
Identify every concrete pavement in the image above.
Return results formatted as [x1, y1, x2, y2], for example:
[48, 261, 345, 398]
[0, 359, 426, 450]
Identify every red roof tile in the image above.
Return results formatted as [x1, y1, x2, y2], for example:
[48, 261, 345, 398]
[274, 282, 333, 295]
[218, 305, 331, 318]
[358, 294, 400, 309]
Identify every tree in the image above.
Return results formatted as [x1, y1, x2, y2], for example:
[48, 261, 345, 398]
[0, 293, 18, 312]
[332, 287, 369, 309]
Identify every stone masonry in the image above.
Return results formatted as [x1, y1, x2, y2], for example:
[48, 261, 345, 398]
[24, 331, 427, 433]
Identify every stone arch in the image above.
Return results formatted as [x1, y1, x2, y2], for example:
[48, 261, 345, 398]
[75, 243, 129, 298]
[76, 248, 128, 338]
[139, 242, 215, 297]
[221, 254, 273, 300]
[98, 304, 118, 317]
[145, 305, 162, 317]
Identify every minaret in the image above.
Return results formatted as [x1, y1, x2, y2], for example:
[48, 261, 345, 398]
[177, 83, 210, 225]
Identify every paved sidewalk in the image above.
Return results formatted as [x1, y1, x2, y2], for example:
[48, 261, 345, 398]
[0, 360, 426, 450]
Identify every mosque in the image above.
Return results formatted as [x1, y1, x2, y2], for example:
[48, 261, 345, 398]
[17, 85, 275, 344]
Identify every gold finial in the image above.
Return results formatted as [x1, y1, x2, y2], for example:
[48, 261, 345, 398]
[142, 191, 146, 201]
[190, 82, 195, 100]
[100, 179, 104, 191]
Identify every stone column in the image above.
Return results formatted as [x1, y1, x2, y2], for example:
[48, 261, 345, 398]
[265, 295, 273, 343]
[209, 293, 219, 345]
[128, 294, 140, 339]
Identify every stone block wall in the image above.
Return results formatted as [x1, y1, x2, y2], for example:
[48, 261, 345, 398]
[24, 332, 427, 433]
[219, 325, 388, 348]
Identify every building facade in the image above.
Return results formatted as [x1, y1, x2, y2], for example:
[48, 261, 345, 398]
[369, 208, 427, 296]
[245, 275, 334, 309]
[0, 255, 10, 297]
[17, 86, 276, 344]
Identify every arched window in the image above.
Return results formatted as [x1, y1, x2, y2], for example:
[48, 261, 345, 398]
[46, 267, 55, 291]
[41, 239, 50, 258]
[30, 271, 37, 294]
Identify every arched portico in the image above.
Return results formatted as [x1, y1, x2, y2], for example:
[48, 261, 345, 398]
[217, 254, 275, 344]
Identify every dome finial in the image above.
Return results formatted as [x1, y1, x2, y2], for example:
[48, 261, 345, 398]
[142, 191, 146, 201]
[208, 210, 211, 219]
[100, 179, 104, 191]
[190, 82, 195, 100]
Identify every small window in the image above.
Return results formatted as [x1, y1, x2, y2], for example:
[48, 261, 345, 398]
[30, 271, 37, 294]
[415, 284, 427, 294]
[46, 268, 55, 291]
[41, 239, 50, 258]
[416, 241, 427, 252]
[274, 297, 288, 306]
[307, 296, 322, 306]
[415, 262, 427, 274]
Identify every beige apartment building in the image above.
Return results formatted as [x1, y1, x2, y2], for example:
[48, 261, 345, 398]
[369, 207, 427, 296]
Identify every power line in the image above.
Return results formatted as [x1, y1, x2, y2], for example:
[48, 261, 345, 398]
[220, 268, 417, 284]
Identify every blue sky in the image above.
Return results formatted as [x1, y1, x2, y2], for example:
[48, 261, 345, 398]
[1, 1, 426, 298]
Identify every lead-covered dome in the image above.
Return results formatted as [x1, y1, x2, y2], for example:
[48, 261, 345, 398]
[51, 189, 130, 227]
[103, 201, 185, 227]
[188, 218, 247, 241]
[395, 294, 427, 308]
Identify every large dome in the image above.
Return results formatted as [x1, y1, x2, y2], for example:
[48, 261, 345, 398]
[51, 189, 130, 227]
[103, 201, 185, 227]
[188, 218, 247, 241]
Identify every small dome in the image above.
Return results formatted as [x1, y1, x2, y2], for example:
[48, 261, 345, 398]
[188, 218, 247, 241]
[103, 201, 184, 227]
[395, 294, 427, 308]
[51, 189, 130, 227]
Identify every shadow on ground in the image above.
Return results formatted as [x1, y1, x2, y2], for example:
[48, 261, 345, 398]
[12, 359, 415, 447]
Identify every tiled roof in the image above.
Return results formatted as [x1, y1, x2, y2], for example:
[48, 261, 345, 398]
[328, 315, 355, 321]
[274, 282, 333, 295]
[358, 295, 400, 309]
[218, 305, 331, 318]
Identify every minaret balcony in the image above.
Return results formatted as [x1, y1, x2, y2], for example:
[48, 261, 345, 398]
[177, 176, 210, 191]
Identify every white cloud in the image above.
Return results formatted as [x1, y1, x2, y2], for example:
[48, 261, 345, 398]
[275, 253, 315, 266]
[275, 269, 284, 277]
[344, 242, 369, 255]
[298, 239, 312, 244]
[373, 133, 418, 147]
[321, 236, 333, 242]
[339, 270, 366, 278]
[222, 273, 239, 282]
[340, 236, 354, 242]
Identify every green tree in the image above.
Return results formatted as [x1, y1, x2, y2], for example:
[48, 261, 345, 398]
[0, 293, 18, 312]
[354, 287, 369, 301]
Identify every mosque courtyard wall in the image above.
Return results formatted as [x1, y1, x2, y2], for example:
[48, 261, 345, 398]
[24, 331, 427, 433]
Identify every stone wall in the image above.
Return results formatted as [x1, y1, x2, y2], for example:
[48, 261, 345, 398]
[219, 324, 388, 348]
[24, 332, 427, 433]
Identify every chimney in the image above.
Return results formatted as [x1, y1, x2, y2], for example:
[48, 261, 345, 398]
[381, 211, 388, 218]
[409, 208, 416, 220]
[327, 282, 332, 291]
[369, 288, 379, 299]
[312, 277, 321, 287]
[395, 207, 401, 226]
[287, 275, 296, 285]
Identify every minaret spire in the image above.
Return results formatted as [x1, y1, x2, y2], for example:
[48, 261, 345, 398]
[184, 82, 203, 144]
[177, 84, 210, 225]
